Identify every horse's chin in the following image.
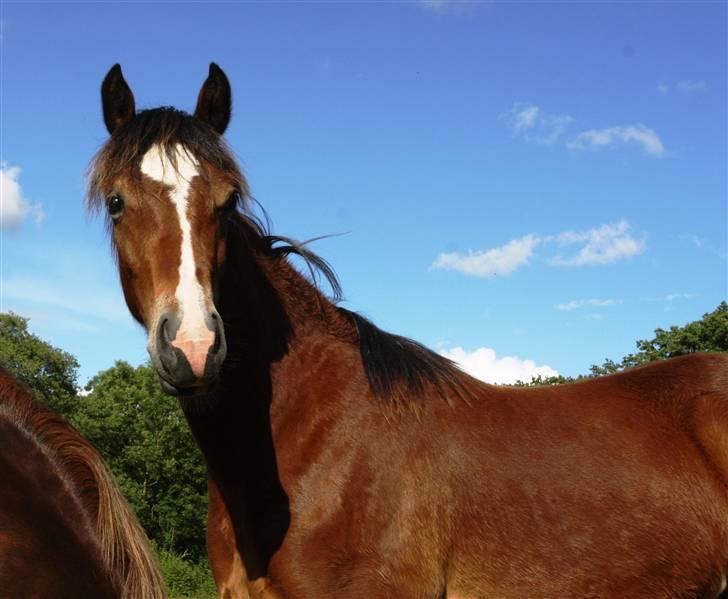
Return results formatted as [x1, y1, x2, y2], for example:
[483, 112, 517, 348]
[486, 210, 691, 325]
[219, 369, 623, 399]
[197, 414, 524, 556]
[157, 376, 213, 399]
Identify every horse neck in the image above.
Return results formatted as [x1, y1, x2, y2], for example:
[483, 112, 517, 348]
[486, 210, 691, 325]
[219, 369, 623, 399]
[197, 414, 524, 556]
[177, 225, 356, 575]
[182, 219, 351, 463]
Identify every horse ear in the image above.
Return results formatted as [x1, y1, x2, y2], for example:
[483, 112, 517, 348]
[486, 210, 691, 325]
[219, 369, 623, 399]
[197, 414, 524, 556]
[101, 64, 135, 135]
[194, 63, 231, 134]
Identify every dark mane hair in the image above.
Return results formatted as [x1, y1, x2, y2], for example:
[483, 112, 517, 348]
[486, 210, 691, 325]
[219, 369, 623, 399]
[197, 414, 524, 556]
[0, 368, 166, 598]
[338, 309, 476, 408]
[87, 107, 471, 408]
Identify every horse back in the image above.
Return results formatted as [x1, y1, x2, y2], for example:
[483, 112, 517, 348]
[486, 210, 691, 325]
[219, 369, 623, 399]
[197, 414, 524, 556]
[0, 369, 119, 598]
[441, 352, 728, 598]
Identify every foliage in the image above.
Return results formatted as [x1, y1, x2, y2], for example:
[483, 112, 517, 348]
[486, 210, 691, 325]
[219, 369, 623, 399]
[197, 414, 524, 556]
[74, 361, 209, 560]
[589, 301, 728, 375]
[518, 302, 728, 386]
[0, 312, 80, 415]
[511, 374, 578, 387]
[156, 547, 217, 599]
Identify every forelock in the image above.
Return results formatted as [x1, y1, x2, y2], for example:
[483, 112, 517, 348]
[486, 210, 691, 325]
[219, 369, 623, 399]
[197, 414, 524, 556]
[87, 107, 246, 212]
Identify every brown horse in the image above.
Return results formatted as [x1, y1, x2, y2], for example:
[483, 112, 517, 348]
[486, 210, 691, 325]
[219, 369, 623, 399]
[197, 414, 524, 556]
[90, 63, 728, 598]
[0, 366, 166, 598]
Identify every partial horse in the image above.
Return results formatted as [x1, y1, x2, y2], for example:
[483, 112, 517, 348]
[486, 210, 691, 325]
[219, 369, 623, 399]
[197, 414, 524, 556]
[0, 366, 166, 598]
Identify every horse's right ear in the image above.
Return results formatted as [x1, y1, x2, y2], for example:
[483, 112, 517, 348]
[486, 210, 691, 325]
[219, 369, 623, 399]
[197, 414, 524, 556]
[101, 64, 135, 135]
[194, 63, 231, 135]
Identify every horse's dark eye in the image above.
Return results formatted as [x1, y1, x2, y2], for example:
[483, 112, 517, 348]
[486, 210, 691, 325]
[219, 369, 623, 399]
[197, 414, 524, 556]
[220, 191, 240, 215]
[107, 195, 125, 220]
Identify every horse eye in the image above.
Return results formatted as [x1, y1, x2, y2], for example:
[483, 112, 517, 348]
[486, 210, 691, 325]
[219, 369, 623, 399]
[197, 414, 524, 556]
[107, 195, 125, 220]
[221, 191, 240, 214]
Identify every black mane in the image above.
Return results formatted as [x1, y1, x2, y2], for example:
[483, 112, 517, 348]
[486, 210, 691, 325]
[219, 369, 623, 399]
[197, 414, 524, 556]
[338, 309, 474, 407]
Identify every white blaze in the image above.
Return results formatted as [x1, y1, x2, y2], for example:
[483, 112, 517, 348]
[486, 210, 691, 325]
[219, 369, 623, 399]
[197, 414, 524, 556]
[141, 144, 210, 346]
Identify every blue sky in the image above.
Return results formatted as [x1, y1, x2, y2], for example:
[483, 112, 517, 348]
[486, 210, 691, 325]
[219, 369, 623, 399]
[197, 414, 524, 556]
[1, 1, 726, 385]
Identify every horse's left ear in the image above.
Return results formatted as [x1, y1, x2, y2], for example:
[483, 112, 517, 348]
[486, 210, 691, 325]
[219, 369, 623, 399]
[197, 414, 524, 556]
[101, 64, 136, 135]
[194, 63, 231, 135]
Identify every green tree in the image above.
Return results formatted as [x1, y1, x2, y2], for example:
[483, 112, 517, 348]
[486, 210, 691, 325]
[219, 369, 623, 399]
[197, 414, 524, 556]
[590, 301, 728, 375]
[75, 361, 209, 560]
[0, 312, 79, 415]
[518, 302, 728, 386]
[511, 374, 578, 387]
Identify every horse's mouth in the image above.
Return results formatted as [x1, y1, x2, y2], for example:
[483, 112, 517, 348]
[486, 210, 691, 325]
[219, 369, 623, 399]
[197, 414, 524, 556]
[158, 376, 215, 398]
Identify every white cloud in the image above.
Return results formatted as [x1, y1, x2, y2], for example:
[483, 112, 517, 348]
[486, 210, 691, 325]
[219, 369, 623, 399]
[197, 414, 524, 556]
[667, 292, 695, 302]
[568, 125, 664, 157]
[419, 0, 449, 12]
[505, 104, 662, 157]
[431, 234, 541, 278]
[659, 80, 707, 95]
[512, 104, 540, 131]
[505, 102, 573, 145]
[665, 292, 697, 301]
[681, 234, 705, 248]
[418, 0, 483, 14]
[441, 346, 559, 385]
[675, 80, 707, 93]
[0, 165, 44, 230]
[640, 292, 698, 303]
[555, 298, 617, 311]
[432, 221, 645, 278]
[550, 220, 646, 266]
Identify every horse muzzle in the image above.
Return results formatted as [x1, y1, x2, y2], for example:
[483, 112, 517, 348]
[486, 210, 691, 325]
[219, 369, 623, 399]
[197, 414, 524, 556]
[148, 309, 226, 395]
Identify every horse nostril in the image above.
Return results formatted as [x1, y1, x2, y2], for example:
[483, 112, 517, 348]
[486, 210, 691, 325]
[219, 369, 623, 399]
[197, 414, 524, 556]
[161, 318, 171, 343]
[208, 312, 226, 359]
[155, 314, 178, 369]
[156, 316, 169, 346]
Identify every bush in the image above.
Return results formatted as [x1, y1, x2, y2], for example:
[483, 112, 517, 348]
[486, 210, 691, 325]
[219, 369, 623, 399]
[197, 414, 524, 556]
[156, 548, 217, 599]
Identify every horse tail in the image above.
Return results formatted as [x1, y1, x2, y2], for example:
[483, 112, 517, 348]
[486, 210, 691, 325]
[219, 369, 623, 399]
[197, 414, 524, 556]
[83, 444, 167, 598]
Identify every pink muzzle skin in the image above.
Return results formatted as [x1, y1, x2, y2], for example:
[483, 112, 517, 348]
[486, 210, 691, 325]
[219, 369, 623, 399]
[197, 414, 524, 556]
[171, 333, 215, 380]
